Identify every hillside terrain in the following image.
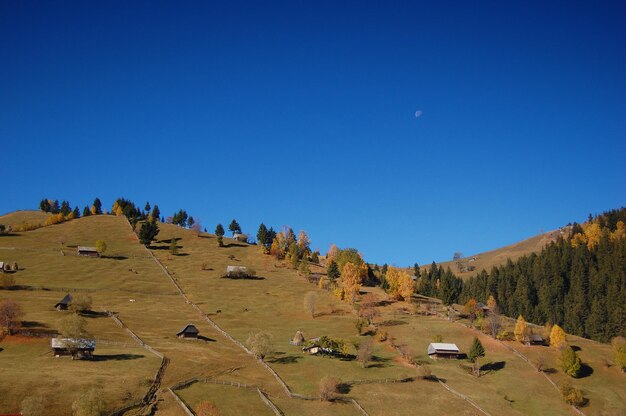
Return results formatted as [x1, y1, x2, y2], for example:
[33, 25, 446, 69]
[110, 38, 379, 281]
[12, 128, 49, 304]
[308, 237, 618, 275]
[426, 228, 567, 280]
[0, 211, 624, 415]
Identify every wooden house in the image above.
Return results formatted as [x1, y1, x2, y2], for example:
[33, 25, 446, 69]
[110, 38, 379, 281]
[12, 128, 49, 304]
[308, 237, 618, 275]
[428, 343, 461, 359]
[51, 337, 96, 359]
[476, 302, 490, 315]
[54, 294, 72, 311]
[77, 246, 100, 257]
[176, 323, 199, 339]
[525, 334, 545, 346]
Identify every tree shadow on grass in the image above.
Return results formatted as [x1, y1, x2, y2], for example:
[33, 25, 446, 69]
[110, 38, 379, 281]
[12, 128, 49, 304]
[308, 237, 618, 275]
[480, 361, 506, 373]
[337, 383, 351, 394]
[93, 353, 145, 361]
[578, 363, 594, 378]
[103, 255, 128, 260]
[571, 345, 582, 352]
[21, 321, 48, 328]
[377, 320, 408, 327]
[268, 355, 302, 364]
[223, 243, 247, 248]
[80, 310, 109, 318]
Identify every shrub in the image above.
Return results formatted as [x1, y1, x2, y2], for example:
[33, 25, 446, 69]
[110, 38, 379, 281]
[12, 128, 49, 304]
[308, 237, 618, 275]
[432, 334, 443, 343]
[95, 240, 107, 256]
[560, 345, 582, 378]
[611, 336, 626, 372]
[319, 376, 340, 401]
[496, 330, 514, 341]
[559, 381, 586, 407]
[71, 294, 93, 314]
[376, 331, 388, 342]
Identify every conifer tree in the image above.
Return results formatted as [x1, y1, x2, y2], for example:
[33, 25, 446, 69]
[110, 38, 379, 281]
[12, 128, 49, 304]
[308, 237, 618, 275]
[151, 205, 160, 221]
[229, 219, 241, 235]
[468, 337, 486, 376]
[82, 206, 91, 217]
[92, 198, 102, 215]
[145, 202, 151, 212]
[327, 260, 340, 281]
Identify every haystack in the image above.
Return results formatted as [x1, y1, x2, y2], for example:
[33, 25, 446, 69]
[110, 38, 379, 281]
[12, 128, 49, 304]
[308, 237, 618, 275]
[291, 330, 305, 346]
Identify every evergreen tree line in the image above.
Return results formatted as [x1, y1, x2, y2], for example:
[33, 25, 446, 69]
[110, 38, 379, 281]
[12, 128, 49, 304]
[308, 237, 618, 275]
[460, 208, 626, 342]
[413, 262, 463, 306]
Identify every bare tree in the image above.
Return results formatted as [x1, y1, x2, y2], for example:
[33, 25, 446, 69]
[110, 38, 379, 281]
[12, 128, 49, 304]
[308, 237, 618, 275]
[487, 305, 502, 338]
[0, 299, 23, 335]
[304, 291, 316, 318]
[70, 294, 93, 314]
[246, 331, 273, 360]
[319, 376, 340, 401]
[357, 339, 373, 368]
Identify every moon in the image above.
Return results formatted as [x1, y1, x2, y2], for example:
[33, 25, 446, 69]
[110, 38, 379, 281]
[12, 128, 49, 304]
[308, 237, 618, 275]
[414, 110, 423, 118]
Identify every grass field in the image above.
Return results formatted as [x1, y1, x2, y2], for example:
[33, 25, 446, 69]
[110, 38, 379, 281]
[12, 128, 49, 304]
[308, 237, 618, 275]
[1, 212, 623, 415]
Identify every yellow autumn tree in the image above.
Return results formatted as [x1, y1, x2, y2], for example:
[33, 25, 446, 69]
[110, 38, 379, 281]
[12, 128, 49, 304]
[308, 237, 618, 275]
[487, 294, 497, 310]
[326, 244, 339, 264]
[583, 221, 602, 250]
[550, 324, 566, 349]
[342, 262, 362, 303]
[297, 230, 311, 252]
[111, 201, 124, 216]
[386, 267, 414, 301]
[318, 275, 326, 290]
[514, 315, 528, 343]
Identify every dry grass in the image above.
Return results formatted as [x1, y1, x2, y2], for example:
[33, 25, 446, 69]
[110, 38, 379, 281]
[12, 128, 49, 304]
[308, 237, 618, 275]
[1, 212, 623, 415]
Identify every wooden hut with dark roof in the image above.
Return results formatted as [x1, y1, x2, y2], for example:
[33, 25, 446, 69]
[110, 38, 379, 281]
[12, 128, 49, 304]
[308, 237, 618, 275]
[77, 246, 100, 257]
[176, 323, 200, 339]
[54, 294, 72, 311]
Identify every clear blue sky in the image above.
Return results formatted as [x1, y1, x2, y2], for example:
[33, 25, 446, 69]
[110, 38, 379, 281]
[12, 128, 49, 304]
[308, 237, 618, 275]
[1, 1, 624, 266]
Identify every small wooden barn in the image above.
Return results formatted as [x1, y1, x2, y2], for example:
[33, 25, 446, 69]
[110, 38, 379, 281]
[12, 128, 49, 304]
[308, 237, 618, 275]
[77, 246, 100, 257]
[476, 302, 490, 315]
[51, 337, 96, 359]
[428, 343, 461, 359]
[176, 323, 200, 339]
[54, 294, 73, 311]
[525, 334, 545, 346]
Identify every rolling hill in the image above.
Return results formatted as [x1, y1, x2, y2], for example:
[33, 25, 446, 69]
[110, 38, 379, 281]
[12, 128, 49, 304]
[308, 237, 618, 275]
[424, 228, 568, 280]
[0, 211, 623, 415]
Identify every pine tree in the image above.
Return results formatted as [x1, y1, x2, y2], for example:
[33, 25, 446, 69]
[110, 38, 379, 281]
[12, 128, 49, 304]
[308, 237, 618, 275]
[215, 224, 225, 237]
[188, 216, 195, 228]
[72, 206, 81, 218]
[92, 198, 102, 215]
[468, 337, 486, 376]
[229, 219, 241, 235]
[257, 223, 268, 246]
[138, 220, 159, 246]
[151, 205, 160, 221]
[82, 206, 91, 217]
[327, 260, 340, 281]
[145, 202, 151, 212]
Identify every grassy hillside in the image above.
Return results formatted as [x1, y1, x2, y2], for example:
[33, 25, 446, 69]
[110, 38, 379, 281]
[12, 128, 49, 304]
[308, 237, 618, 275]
[0, 209, 51, 229]
[1, 213, 623, 415]
[428, 229, 566, 279]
